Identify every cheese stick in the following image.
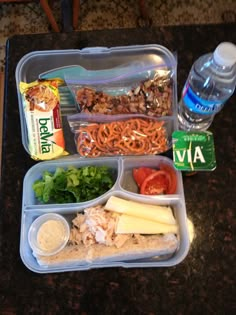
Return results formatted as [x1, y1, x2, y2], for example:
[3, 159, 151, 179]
[104, 196, 176, 225]
[116, 214, 178, 234]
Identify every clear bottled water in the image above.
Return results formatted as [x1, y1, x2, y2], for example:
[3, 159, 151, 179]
[178, 42, 236, 131]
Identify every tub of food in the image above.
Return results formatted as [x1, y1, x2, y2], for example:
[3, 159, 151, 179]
[15, 44, 178, 160]
[20, 155, 190, 273]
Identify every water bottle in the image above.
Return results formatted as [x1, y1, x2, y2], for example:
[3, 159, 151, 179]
[178, 42, 236, 131]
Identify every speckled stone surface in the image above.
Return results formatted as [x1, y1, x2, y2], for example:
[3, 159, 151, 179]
[0, 24, 236, 314]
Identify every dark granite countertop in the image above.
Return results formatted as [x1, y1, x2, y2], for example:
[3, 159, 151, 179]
[0, 24, 236, 314]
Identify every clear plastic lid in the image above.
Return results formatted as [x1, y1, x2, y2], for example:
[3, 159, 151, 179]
[213, 42, 236, 67]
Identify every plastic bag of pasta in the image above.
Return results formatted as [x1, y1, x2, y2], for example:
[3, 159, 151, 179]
[67, 113, 172, 157]
[19, 79, 68, 160]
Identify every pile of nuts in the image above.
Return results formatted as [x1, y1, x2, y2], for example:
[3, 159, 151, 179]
[76, 72, 173, 117]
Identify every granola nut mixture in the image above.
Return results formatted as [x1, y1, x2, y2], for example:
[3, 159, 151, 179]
[76, 74, 173, 117]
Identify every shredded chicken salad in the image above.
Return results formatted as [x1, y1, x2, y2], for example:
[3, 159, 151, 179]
[69, 205, 142, 248]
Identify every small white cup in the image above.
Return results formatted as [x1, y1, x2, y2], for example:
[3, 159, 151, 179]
[28, 213, 70, 256]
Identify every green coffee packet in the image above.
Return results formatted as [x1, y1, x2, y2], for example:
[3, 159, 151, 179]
[172, 131, 216, 171]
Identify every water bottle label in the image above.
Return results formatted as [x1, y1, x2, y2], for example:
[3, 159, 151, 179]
[183, 84, 223, 115]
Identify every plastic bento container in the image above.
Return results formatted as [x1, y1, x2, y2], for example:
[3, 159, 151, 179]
[20, 155, 190, 273]
[15, 45, 178, 159]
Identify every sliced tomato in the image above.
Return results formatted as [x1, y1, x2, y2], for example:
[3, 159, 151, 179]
[159, 163, 177, 194]
[140, 170, 171, 195]
[132, 167, 156, 188]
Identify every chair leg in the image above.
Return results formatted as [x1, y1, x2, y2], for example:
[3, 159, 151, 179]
[40, 0, 60, 32]
[73, 0, 80, 30]
[137, 0, 152, 27]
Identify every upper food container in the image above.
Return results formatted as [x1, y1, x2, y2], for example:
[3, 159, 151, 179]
[15, 45, 178, 160]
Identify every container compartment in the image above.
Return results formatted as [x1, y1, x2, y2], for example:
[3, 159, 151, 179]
[119, 155, 182, 196]
[20, 189, 189, 273]
[22, 157, 120, 206]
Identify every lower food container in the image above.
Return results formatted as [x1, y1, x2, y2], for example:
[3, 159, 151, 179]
[20, 155, 190, 273]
